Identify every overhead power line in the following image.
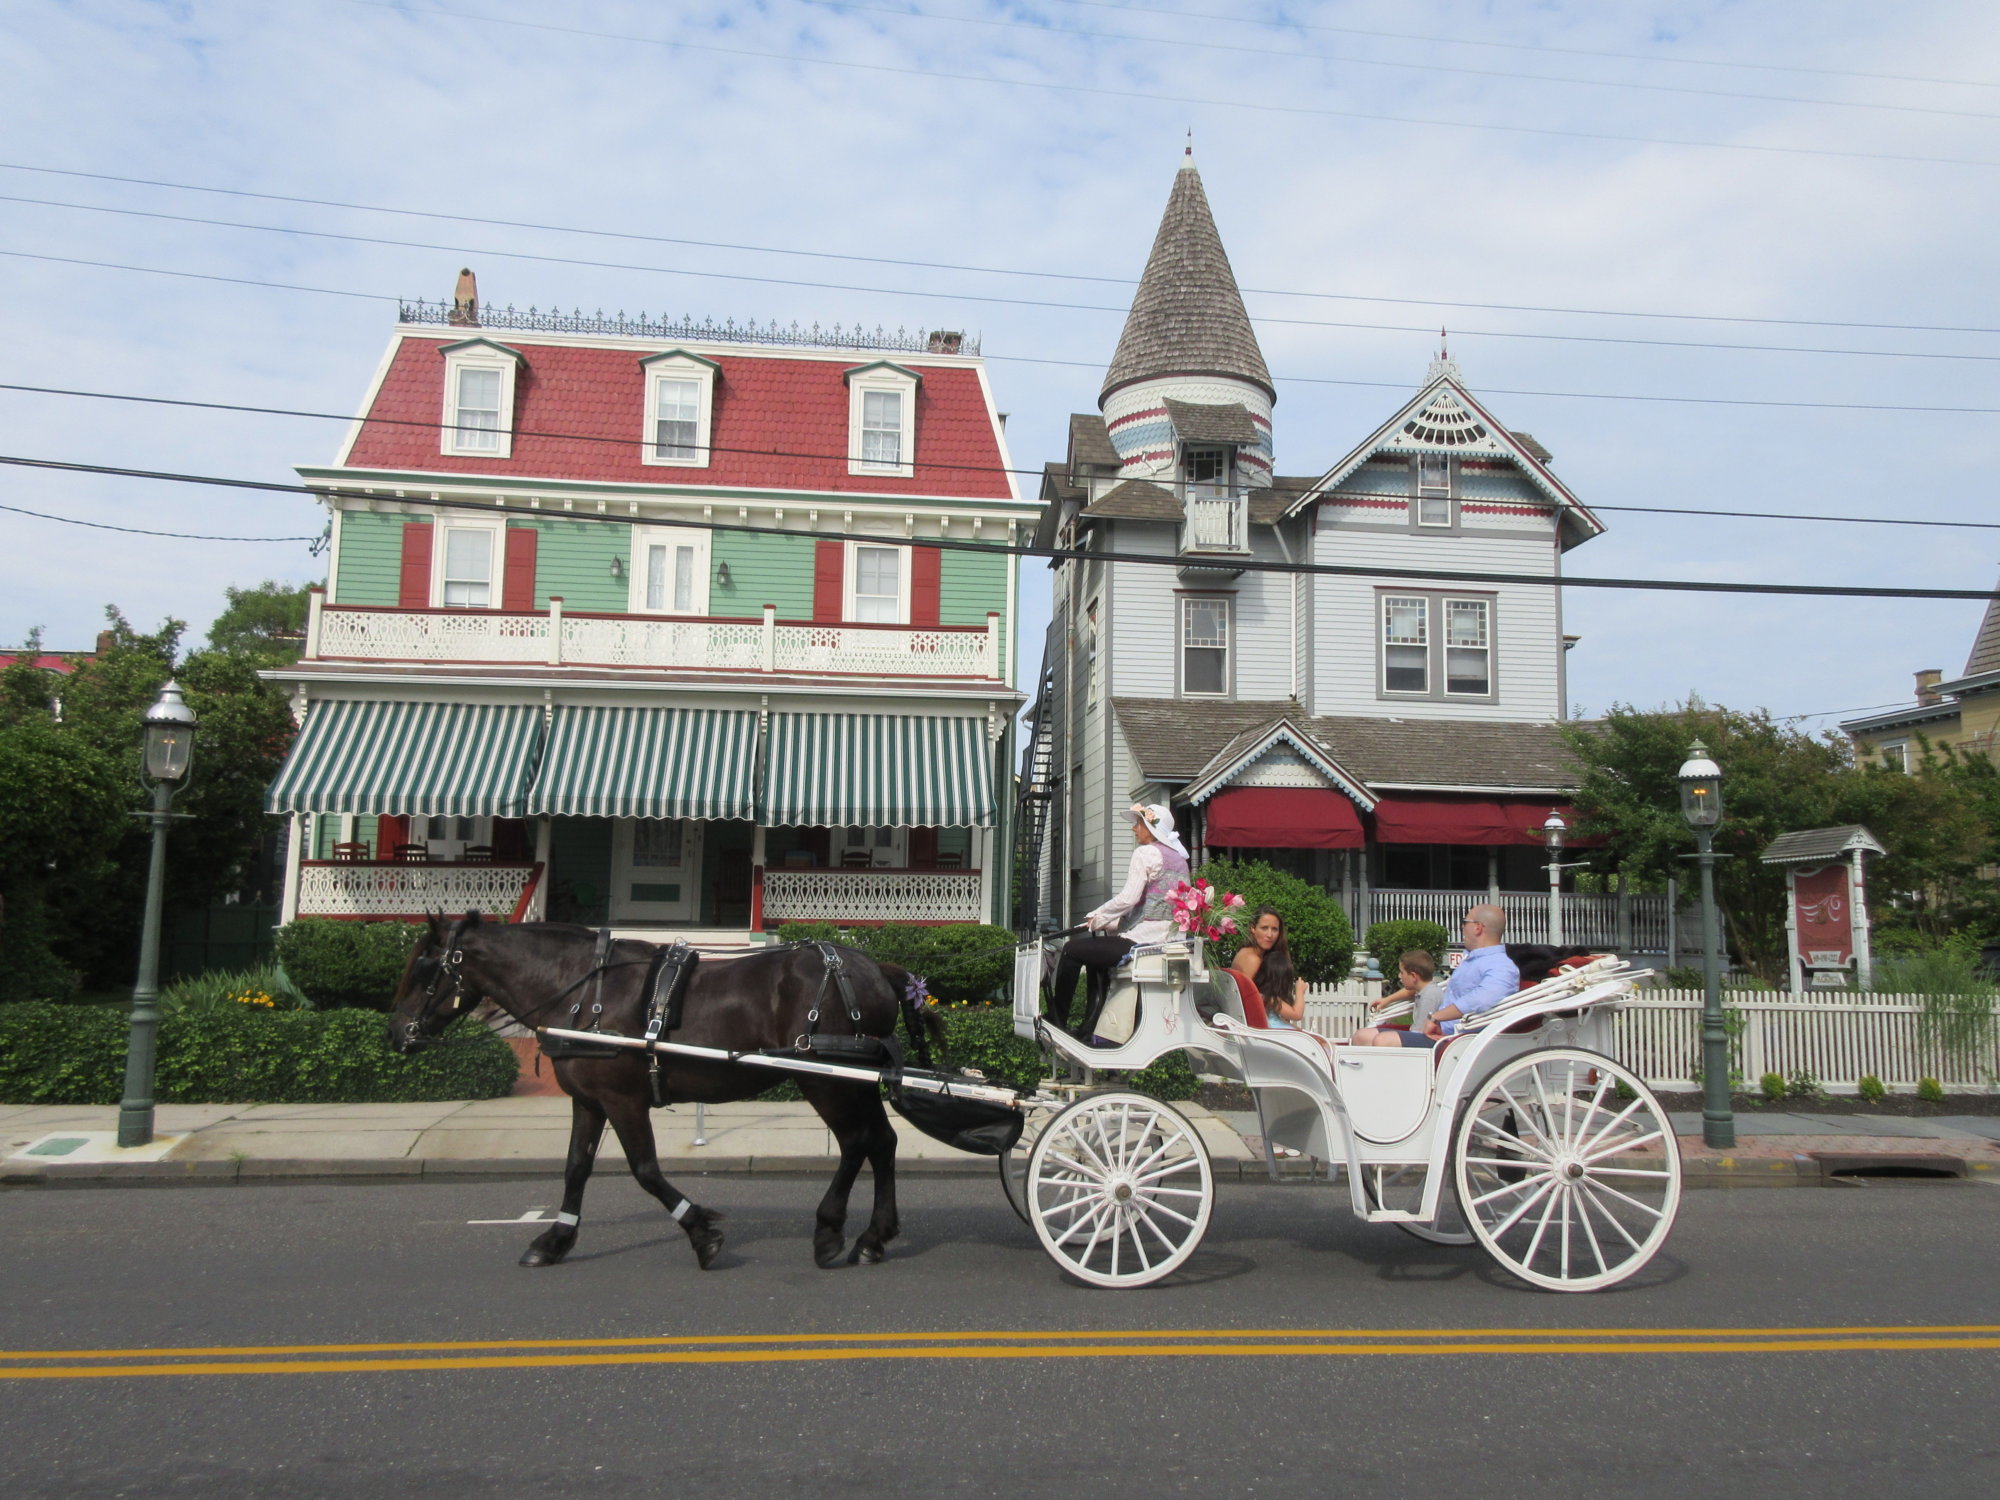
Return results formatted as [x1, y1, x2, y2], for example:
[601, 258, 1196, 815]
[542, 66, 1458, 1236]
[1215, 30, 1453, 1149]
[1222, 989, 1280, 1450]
[12, 379, 2000, 536]
[11, 191, 2000, 370]
[0, 499, 315, 543]
[334, 0, 2000, 173]
[5, 159, 1994, 337]
[800, 0, 2000, 122]
[7, 247, 2000, 417]
[3, 452, 1994, 603]
[1060, 0, 2000, 92]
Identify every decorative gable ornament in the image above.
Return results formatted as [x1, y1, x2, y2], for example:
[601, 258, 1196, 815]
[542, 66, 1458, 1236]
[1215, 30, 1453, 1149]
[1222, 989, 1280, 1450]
[1397, 389, 1494, 450]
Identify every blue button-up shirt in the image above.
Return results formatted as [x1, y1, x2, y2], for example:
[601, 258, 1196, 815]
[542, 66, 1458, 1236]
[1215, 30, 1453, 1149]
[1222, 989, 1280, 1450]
[1441, 945, 1520, 1034]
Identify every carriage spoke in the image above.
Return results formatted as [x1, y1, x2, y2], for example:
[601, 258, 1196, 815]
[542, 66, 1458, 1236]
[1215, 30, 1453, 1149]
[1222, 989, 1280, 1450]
[1559, 1184, 1574, 1280]
[1587, 1165, 1675, 1179]
[1486, 1177, 1557, 1236]
[1575, 1186, 1610, 1277]
[1520, 1184, 1563, 1268]
[1132, 1156, 1198, 1186]
[1136, 1185, 1208, 1198]
[1576, 1182, 1646, 1252]
[1581, 1176, 1668, 1220]
[1127, 1130, 1190, 1182]
[1467, 1171, 1549, 1210]
[1469, 1112, 1554, 1163]
[1134, 1195, 1200, 1229]
[1585, 1129, 1666, 1164]
[1131, 1202, 1180, 1258]
[1529, 1065, 1566, 1154]
[1576, 1094, 1649, 1157]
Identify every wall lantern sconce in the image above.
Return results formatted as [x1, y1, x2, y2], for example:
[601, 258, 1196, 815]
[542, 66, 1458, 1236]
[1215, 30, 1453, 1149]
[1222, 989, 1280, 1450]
[609, 556, 626, 581]
[717, 562, 732, 586]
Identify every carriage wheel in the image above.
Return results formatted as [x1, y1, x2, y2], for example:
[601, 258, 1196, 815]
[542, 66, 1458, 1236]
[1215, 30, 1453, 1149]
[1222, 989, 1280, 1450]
[1026, 1091, 1213, 1288]
[1453, 1048, 1681, 1292]
[1362, 1163, 1475, 1246]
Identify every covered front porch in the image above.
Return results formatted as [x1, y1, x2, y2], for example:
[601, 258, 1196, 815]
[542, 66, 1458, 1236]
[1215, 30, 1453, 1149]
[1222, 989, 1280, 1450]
[269, 697, 1006, 933]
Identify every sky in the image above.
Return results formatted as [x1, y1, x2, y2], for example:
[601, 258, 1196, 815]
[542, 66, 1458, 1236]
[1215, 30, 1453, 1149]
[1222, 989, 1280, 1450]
[3, 0, 1999, 736]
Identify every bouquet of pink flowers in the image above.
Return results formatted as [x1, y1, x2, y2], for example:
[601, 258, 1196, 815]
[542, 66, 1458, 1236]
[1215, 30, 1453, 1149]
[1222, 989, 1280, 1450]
[1166, 878, 1245, 942]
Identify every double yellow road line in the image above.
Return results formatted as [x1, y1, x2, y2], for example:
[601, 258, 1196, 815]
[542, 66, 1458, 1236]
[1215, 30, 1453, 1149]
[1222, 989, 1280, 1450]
[2, 1326, 1997, 1379]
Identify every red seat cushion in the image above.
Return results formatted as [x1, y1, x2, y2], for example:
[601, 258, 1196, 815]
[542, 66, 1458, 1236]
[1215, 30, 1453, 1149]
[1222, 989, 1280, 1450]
[1221, 968, 1269, 1029]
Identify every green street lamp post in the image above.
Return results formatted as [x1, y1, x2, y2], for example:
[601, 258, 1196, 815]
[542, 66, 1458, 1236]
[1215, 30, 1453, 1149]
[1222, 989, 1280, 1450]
[117, 681, 198, 1149]
[1677, 738, 1734, 1150]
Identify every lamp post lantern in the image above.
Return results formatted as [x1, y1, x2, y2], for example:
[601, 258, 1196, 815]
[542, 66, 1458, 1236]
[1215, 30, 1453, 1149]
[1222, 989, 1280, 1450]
[1677, 738, 1734, 1150]
[1541, 812, 1567, 947]
[117, 681, 197, 1149]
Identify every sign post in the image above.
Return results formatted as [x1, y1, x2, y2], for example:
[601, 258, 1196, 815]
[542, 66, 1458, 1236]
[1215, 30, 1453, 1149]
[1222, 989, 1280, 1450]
[1759, 826, 1886, 993]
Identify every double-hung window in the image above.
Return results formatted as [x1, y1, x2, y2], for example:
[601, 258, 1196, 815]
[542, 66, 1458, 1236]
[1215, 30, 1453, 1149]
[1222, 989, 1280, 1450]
[439, 524, 498, 607]
[439, 339, 521, 458]
[1380, 592, 1497, 699]
[1181, 596, 1231, 696]
[850, 544, 905, 622]
[846, 362, 919, 477]
[1382, 596, 1430, 693]
[639, 350, 718, 468]
[1416, 454, 1452, 527]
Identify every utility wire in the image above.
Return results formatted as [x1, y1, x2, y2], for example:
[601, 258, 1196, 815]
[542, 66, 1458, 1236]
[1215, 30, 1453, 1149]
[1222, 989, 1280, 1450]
[1059, 0, 2000, 92]
[7, 245, 2000, 415]
[799, 0, 2000, 122]
[12, 192, 2000, 369]
[6, 159, 1995, 337]
[4, 452, 1995, 602]
[0, 499, 316, 543]
[332, 0, 2000, 173]
[13, 379, 2000, 535]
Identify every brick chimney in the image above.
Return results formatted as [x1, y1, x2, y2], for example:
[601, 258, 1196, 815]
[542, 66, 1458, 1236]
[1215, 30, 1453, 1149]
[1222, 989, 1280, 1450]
[1916, 668, 1943, 705]
[449, 267, 480, 327]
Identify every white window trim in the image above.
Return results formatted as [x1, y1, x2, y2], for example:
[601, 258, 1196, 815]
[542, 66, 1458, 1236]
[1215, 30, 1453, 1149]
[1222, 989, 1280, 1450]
[1878, 740, 1911, 773]
[846, 364, 919, 478]
[1377, 591, 1498, 701]
[1179, 594, 1232, 699]
[844, 540, 911, 625]
[440, 341, 520, 458]
[639, 351, 718, 468]
[1415, 454, 1454, 528]
[431, 516, 506, 610]
[1442, 596, 1493, 698]
[1381, 594, 1431, 696]
[628, 526, 712, 616]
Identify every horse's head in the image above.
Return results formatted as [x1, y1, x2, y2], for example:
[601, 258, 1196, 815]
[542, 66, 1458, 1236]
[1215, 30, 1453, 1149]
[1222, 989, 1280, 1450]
[388, 909, 487, 1053]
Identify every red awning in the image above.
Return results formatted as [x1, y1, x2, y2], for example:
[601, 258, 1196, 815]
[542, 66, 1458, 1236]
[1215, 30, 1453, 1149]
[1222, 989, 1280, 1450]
[1204, 787, 1365, 849]
[1372, 798, 1599, 847]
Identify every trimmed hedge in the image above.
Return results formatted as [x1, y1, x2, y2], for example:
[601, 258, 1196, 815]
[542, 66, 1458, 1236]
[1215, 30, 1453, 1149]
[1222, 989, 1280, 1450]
[1198, 859, 1356, 983]
[1363, 919, 1453, 973]
[274, 919, 425, 1011]
[774, 921, 1017, 1004]
[0, 1002, 516, 1104]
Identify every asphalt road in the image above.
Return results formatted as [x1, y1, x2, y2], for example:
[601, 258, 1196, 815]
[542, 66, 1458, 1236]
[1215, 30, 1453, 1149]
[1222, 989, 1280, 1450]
[2, 1173, 1996, 1499]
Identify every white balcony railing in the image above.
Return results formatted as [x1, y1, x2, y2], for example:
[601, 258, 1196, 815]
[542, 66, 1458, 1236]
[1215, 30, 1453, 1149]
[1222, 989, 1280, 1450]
[1183, 491, 1248, 553]
[297, 860, 543, 921]
[1358, 888, 1670, 951]
[306, 594, 1004, 681]
[761, 867, 984, 924]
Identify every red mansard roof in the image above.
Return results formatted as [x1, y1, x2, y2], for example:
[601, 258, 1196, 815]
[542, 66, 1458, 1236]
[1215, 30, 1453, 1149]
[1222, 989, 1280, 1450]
[340, 336, 1013, 499]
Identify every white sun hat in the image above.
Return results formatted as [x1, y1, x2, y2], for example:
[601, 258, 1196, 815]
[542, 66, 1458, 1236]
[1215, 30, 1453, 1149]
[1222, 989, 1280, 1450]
[1126, 802, 1187, 859]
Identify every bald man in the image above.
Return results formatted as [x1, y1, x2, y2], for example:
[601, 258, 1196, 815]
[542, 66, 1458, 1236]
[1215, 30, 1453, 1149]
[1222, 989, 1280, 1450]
[1352, 903, 1519, 1049]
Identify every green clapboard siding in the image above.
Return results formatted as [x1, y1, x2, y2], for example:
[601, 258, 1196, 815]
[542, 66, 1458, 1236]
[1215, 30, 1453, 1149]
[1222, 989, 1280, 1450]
[711, 530, 815, 619]
[332, 509, 412, 606]
[939, 544, 1007, 627]
[525, 518, 625, 612]
[549, 816, 612, 924]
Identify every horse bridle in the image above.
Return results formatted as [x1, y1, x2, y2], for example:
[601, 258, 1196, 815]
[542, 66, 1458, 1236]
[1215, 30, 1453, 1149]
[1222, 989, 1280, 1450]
[404, 918, 475, 1048]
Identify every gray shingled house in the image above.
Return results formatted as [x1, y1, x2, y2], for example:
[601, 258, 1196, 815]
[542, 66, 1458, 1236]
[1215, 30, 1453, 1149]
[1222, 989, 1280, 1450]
[1019, 150, 1663, 951]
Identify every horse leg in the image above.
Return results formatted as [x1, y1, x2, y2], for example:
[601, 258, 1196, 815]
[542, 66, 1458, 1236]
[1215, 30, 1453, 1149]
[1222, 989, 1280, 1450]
[602, 1090, 725, 1271]
[848, 1095, 901, 1266]
[519, 1094, 606, 1268]
[799, 1079, 876, 1269]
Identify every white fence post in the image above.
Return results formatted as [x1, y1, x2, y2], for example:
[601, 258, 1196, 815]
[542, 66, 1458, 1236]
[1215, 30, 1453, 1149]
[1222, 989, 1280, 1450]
[985, 612, 1002, 679]
[761, 604, 776, 672]
[546, 596, 564, 666]
[304, 586, 324, 659]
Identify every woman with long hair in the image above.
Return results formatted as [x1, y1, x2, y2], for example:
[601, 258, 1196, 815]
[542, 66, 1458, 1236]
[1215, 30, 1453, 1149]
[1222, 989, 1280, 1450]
[1231, 905, 1307, 1028]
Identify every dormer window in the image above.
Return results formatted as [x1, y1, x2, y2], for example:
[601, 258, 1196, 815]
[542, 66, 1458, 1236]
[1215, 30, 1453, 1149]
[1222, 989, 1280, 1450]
[1417, 454, 1452, 527]
[846, 362, 920, 478]
[439, 338, 523, 458]
[1185, 446, 1231, 500]
[639, 350, 719, 468]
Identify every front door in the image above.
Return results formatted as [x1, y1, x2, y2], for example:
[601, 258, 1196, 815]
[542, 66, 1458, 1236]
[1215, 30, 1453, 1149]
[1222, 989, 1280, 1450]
[610, 818, 704, 923]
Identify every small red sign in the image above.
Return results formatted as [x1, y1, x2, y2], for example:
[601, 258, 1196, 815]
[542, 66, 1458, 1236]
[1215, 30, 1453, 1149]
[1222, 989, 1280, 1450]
[1792, 863, 1852, 967]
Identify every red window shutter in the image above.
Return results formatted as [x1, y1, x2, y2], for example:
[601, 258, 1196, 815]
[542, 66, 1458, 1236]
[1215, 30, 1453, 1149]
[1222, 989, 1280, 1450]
[502, 527, 538, 611]
[911, 546, 942, 627]
[813, 539, 844, 622]
[910, 827, 939, 867]
[398, 522, 433, 608]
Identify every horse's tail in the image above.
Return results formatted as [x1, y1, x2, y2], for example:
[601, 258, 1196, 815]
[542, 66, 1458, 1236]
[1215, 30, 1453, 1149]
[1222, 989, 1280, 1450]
[878, 960, 943, 1069]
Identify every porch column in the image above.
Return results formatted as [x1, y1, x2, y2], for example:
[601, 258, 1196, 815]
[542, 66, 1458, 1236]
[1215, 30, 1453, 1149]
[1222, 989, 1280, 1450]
[1485, 847, 1499, 902]
[977, 826, 996, 926]
[750, 825, 767, 934]
[1615, 872, 1633, 953]
[1356, 845, 1372, 943]
[279, 814, 305, 924]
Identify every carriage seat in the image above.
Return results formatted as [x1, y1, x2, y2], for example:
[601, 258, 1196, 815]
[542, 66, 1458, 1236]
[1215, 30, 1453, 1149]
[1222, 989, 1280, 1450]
[1216, 967, 1270, 1029]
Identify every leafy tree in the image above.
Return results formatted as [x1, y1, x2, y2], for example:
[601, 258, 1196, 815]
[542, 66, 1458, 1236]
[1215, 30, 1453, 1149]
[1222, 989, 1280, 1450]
[204, 581, 308, 665]
[0, 713, 127, 1000]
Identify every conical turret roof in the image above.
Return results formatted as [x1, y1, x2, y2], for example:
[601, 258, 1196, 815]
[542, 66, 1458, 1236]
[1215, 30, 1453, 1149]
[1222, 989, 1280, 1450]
[1101, 154, 1273, 406]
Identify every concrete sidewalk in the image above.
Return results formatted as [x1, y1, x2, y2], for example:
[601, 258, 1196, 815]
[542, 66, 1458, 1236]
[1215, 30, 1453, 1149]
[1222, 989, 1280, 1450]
[2, 1099, 1993, 1188]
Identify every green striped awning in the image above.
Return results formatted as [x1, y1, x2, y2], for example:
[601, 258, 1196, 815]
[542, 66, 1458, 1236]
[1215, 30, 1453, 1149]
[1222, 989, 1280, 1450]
[523, 706, 759, 820]
[763, 713, 995, 828]
[266, 700, 542, 817]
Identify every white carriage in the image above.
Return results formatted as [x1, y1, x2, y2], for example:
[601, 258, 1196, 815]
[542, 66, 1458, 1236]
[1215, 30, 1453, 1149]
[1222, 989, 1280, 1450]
[1000, 941, 1682, 1292]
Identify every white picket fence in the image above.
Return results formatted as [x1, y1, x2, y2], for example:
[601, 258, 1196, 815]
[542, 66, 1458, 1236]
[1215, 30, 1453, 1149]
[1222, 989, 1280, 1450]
[1300, 988, 2000, 1094]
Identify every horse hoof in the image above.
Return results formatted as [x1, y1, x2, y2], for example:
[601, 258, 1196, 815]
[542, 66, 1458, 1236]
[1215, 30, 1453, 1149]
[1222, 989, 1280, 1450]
[852, 1242, 885, 1265]
[518, 1248, 565, 1268]
[692, 1231, 725, 1271]
[815, 1244, 846, 1269]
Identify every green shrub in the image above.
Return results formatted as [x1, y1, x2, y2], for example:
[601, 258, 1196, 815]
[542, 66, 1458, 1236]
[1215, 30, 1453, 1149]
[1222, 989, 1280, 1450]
[0, 1002, 515, 1104]
[1759, 1071, 1786, 1102]
[274, 919, 425, 1010]
[1856, 1074, 1887, 1103]
[1197, 859, 1354, 984]
[1363, 920, 1452, 975]
[160, 965, 307, 1015]
[1917, 1076, 1946, 1103]
[772, 922, 1017, 1005]
[1785, 1067, 1826, 1102]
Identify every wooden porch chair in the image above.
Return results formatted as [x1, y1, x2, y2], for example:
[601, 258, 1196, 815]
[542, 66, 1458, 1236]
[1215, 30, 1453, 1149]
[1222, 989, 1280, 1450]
[331, 841, 370, 863]
[391, 842, 430, 864]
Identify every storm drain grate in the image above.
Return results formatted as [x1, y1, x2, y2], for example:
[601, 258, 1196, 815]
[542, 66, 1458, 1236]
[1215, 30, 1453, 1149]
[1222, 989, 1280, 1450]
[1813, 1153, 1967, 1182]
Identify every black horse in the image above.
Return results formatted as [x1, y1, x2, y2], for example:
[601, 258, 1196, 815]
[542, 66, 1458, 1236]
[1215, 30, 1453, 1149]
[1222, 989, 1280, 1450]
[389, 911, 931, 1272]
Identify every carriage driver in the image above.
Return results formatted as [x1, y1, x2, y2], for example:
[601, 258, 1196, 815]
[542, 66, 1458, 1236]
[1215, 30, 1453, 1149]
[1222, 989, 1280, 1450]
[1350, 904, 1519, 1049]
